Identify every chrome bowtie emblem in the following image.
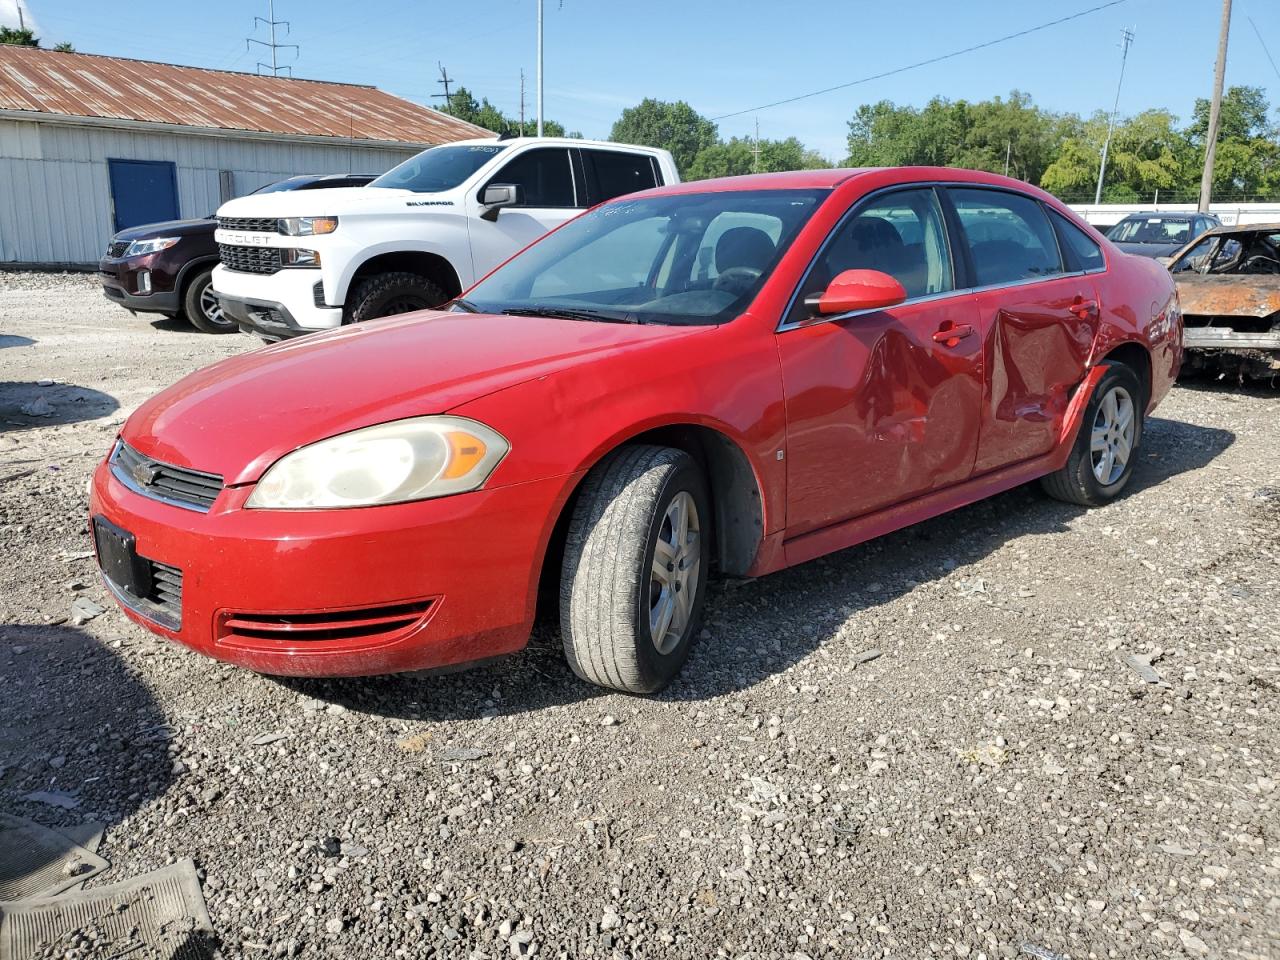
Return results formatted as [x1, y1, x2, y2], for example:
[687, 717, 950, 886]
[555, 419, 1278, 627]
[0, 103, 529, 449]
[130, 458, 163, 487]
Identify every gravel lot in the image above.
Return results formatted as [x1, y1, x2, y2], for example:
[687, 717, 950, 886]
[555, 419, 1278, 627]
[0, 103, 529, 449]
[1, 272, 1278, 960]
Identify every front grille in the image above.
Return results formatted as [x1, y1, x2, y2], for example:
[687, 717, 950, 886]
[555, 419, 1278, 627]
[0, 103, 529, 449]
[110, 442, 225, 512]
[103, 557, 183, 630]
[219, 243, 281, 275]
[217, 601, 435, 645]
[217, 216, 280, 233]
[107, 240, 130, 258]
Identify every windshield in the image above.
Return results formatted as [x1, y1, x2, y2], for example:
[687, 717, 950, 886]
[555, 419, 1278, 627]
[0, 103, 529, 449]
[370, 144, 507, 193]
[462, 189, 828, 326]
[1110, 216, 1192, 245]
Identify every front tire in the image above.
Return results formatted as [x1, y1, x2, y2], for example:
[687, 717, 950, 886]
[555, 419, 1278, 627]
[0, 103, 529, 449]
[560, 446, 711, 694]
[1041, 363, 1143, 507]
[183, 268, 236, 334]
[344, 272, 447, 323]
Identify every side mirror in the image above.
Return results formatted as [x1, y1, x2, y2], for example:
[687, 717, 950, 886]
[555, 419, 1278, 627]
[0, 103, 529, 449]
[804, 269, 907, 317]
[479, 183, 521, 221]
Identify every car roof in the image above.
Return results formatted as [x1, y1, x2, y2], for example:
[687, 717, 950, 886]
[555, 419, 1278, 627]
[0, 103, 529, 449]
[637, 166, 1059, 197]
[446, 135, 668, 153]
[1116, 212, 1203, 221]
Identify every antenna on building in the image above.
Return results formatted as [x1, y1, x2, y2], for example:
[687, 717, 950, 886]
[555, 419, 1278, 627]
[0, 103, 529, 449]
[432, 63, 455, 112]
[247, 0, 299, 77]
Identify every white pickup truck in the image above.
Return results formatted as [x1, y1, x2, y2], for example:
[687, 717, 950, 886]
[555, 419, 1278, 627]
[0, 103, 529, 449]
[211, 137, 679, 340]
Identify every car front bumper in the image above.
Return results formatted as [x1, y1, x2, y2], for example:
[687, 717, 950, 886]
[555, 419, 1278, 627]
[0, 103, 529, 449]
[99, 257, 180, 315]
[211, 265, 342, 338]
[89, 455, 572, 677]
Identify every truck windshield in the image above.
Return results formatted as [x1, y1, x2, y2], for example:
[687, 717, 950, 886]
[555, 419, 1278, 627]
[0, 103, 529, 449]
[370, 144, 507, 193]
[462, 189, 828, 327]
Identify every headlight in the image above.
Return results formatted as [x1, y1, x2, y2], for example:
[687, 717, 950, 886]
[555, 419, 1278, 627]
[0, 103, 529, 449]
[123, 237, 179, 257]
[279, 216, 338, 236]
[246, 416, 509, 509]
[280, 248, 321, 267]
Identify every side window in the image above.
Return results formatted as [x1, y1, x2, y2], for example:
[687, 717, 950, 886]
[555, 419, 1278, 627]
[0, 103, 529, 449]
[1170, 236, 1217, 273]
[949, 188, 1064, 286]
[529, 216, 669, 297]
[1047, 208, 1105, 272]
[791, 187, 953, 320]
[582, 150, 659, 205]
[487, 148, 576, 208]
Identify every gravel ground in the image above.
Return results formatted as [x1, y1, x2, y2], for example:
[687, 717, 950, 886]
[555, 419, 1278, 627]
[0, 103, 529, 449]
[1, 273, 1278, 960]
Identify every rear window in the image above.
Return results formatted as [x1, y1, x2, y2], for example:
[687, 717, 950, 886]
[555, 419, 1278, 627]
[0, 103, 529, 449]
[582, 149, 659, 205]
[949, 188, 1064, 286]
[1047, 208, 1105, 272]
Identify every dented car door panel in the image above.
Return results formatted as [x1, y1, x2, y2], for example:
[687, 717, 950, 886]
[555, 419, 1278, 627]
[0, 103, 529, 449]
[972, 277, 1099, 473]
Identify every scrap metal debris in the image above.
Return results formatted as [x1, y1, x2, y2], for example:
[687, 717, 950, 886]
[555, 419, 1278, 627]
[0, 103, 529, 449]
[1123, 649, 1165, 685]
[68, 597, 104, 626]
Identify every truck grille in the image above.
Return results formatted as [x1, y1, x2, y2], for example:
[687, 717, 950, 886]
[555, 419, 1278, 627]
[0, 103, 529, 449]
[219, 243, 281, 275]
[110, 442, 225, 512]
[217, 216, 280, 233]
[107, 240, 130, 258]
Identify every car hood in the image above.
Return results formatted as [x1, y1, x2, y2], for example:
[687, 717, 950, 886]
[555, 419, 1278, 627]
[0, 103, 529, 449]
[216, 186, 414, 218]
[123, 311, 710, 485]
[1112, 239, 1183, 258]
[112, 218, 213, 242]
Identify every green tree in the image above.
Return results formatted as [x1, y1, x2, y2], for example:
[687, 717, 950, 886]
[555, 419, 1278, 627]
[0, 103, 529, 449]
[442, 86, 580, 138]
[609, 99, 718, 175]
[687, 136, 830, 180]
[0, 26, 39, 46]
[53, 42, 75, 52]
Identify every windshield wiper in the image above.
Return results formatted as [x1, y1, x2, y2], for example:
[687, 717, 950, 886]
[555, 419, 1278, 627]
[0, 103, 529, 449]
[449, 298, 482, 313]
[502, 307, 639, 324]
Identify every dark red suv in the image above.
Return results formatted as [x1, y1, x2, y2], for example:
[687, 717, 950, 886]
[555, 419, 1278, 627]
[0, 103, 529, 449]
[99, 174, 375, 334]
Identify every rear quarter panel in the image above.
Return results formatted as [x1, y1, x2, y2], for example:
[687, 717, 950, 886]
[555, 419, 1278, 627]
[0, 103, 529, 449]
[1091, 249, 1181, 411]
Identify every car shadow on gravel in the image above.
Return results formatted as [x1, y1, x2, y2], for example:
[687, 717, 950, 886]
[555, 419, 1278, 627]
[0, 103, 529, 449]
[0, 382, 119, 432]
[0, 624, 176, 831]
[275, 417, 1236, 718]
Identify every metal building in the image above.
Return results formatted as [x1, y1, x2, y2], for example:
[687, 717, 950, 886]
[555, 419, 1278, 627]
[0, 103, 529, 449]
[0, 45, 489, 266]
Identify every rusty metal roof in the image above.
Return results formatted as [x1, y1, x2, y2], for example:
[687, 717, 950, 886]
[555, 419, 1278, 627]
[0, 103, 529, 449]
[0, 45, 491, 144]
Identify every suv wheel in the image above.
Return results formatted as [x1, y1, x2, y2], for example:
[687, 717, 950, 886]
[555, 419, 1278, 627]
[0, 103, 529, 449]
[345, 272, 448, 323]
[183, 269, 236, 334]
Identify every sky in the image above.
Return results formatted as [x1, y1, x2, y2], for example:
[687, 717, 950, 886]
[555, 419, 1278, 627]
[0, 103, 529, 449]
[8, 0, 1280, 160]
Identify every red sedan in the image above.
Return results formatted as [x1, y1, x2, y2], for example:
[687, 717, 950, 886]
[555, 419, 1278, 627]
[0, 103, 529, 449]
[90, 168, 1181, 693]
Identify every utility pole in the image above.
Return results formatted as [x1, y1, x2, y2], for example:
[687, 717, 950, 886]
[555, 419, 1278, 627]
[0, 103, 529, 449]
[753, 118, 761, 173]
[1095, 26, 1135, 204]
[536, 0, 545, 136]
[520, 69, 527, 136]
[1199, 0, 1233, 213]
[1004, 141, 1011, 177]
[247, 0, 298, 76]
[432, 62, 455, 112]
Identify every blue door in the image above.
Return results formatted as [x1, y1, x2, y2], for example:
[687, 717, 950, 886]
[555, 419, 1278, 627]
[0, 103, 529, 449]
[107, 159, 179, 231]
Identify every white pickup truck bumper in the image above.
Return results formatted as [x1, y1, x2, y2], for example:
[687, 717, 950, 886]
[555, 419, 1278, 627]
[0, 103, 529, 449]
[211, 265, 342, 338]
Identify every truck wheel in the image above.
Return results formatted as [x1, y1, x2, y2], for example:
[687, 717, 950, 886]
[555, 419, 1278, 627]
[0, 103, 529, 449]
[560, 445, 711, 694]
[1041, 363, 1144, 507]
[183, 269, 236, 334]
[345, 272, 447, 323]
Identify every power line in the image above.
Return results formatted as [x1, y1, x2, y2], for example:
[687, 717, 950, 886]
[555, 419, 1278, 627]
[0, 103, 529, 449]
[711, 0, 1129, 122]
[1247, 15, 1280, 84]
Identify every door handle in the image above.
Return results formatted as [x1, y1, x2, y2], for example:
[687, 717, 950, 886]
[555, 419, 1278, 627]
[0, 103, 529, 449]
[932, 323, 974, 344]
[1069, 298, 1099, 319]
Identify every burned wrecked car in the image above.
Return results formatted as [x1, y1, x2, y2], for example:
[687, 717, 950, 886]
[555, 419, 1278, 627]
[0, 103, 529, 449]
[1166, 222, 1280, 378]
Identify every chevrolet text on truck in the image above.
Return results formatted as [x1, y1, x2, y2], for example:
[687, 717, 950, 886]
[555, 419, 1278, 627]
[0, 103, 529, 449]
[211, 137, 679, 339]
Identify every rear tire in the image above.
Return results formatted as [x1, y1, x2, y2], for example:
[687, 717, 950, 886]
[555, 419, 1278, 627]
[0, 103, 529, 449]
[560, 446, 711, 694]
[183, 268, 236, 334]
[344, 272, 447, 323]
[1041, 363, 1144, 507]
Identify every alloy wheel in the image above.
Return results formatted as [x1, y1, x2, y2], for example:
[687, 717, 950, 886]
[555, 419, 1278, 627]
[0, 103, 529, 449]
[649, 491, 701, 654]
[1090, 385, 1135, 485]
[200, 285, 227, 326]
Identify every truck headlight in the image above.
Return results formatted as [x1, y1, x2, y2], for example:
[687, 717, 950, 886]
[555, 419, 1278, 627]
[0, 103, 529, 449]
[280, 248, 321, 267]
[279, 216, 338, 236]
[246, 417, 509, 509]
[123, 237, 179, 257]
